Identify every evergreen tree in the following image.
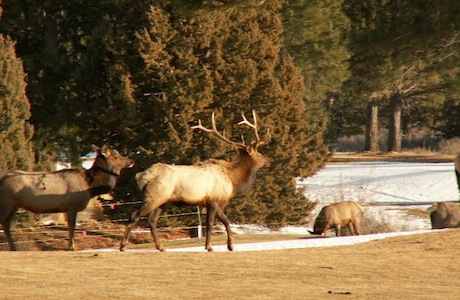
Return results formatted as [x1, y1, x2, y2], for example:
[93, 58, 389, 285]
[1, 0, 331, 226]
[132, 1, 330, 226]
[67, 0, 330, 226]
[0, 35, 34, 170]
[344, 0, 460, 151]
[436, 96, 460, 139]
[280, 0, 351, 144]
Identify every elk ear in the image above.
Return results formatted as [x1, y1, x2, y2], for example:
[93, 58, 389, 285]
[245, 144, 256, 154]
[92, 145, 101, 154]
[100, 145, 113, 157]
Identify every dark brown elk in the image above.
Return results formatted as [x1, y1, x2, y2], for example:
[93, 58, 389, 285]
[308, 201, 364, 237]
[120, 111, 271, 252]
[0, 145, 134, 251]
[429, 202, 460, 229]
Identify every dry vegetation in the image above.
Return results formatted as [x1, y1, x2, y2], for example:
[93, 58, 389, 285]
[1, 229, 459, 300]
[330, 151, 456, 164]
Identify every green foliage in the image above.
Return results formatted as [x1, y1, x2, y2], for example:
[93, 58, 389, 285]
[342, 0, 460, 150]
[280, 0, 351, 145]
[281, 0, 351, 101]
[436, 97, 460, 139]
[0, 0, 328, 226]
[0, 35, 34, 170]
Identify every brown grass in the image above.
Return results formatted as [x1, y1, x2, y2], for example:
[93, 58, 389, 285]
[1, 229, 459, 300]
[330, 151, 455, 164]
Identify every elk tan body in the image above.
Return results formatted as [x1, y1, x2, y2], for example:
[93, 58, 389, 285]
[0, 145, 134, 251]
[429, 202, 460, 229]
[309, 201, 364, 237]
[120, 111, 270, 252]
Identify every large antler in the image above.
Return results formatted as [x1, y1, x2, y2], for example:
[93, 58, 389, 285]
[237, 110, 271, 149]
[191, 112, 246, 149]
[192, 110, 271, 149]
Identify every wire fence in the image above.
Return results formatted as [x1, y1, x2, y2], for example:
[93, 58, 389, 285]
[0, 199, 305, 249]
[0, 200, 207, 249]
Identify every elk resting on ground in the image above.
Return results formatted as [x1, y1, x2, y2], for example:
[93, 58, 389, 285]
[0, 145, 134, 251]
[120, 110, 271, 252]
[308, 201, 364, 237]
[429, 202, 460, 229]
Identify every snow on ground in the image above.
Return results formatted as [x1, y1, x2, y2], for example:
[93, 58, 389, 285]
[298, 161, 459, 230]
[88, 229, 440, 253]
[166, 230, 437, 252]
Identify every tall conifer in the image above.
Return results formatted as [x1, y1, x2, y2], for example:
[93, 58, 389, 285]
[0, 35, 34, 170]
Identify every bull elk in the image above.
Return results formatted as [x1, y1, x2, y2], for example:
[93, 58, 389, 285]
[0, 145, 134, 251]
[120, 110, 271, 252]
[308, 201, 364, 237]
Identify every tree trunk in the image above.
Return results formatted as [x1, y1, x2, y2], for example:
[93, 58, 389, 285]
[388, 93, 403, 152]
[364, 101, 379, 152]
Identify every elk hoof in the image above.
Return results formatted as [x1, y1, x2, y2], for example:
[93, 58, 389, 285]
[206, 246, 214, 252]
[227, 244, 234, 251]
[119, 245, 126, 252]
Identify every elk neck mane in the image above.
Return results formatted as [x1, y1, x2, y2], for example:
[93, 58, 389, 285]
[85, 156, 118, 196]
[200, 151, 258, 194]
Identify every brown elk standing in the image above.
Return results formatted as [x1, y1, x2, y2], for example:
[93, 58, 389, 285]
[0, 145, 134, 251]
[308, 201, 364, 237]
[120, 111, 271, 252]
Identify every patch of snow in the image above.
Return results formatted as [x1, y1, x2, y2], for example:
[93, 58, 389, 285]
[85, 229, 441, 253]
[298, 162, 459, 230]
[167, 230, 435, 252]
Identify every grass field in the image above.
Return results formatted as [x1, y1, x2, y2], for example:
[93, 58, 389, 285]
[1, 229, 459, 300]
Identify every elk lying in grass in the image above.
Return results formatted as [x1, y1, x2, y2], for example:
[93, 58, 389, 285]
[429, 202, 460, 229]
[0, 145, 134, 251]
[309, 201, 364, 237]
[120, 111, 271, 252]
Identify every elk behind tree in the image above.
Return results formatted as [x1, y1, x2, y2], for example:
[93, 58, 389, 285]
[0, 145, 134, 251]
[120, 110, 271, 252]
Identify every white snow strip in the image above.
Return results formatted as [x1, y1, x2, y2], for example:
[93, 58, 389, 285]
[83, 229, 439, 253]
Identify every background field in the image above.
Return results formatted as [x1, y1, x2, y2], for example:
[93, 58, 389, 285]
[1, 229, 458, 300]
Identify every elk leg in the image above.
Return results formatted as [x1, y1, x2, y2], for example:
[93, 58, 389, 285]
[2, 207, 18, 251]
[205, 202, 218, 252]
[335, 225, 341, 237]
[120, 200, 159, 251]
[216, 206, 234, 251]
[353, 221, 361, 235]
[66, 210, 78, 251]
[320, 225, 331, 236]
[119, 208, 142, 251]
[146, 207, 164, 251]
[347, 222, 355, 235]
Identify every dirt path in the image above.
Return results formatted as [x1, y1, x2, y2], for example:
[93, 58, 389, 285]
[1, 228, 458, 299]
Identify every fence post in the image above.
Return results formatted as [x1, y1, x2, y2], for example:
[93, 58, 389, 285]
[196, 206, 202, 243]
